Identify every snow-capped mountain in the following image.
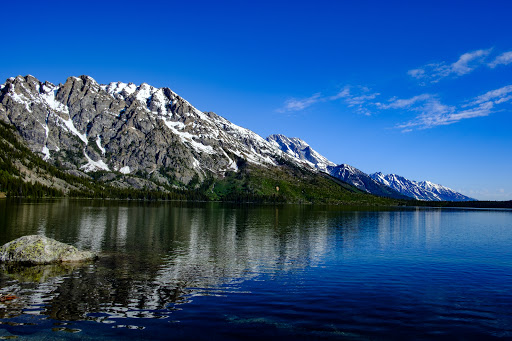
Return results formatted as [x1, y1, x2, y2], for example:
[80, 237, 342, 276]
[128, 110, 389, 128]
[266, 134, 335, 172]
[327, 164, 407, 199]
[268, 133, 474, 201]
[267, 134, 408, 199]
[0, 75, 287, 186]
[370, 172, 475, 201]
[0, 75, 476, 202]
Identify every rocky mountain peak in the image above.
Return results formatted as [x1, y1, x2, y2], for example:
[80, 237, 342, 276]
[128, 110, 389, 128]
[0, 74, 289, 188]
[0, 75, 477, 202]
[267, 134, 335, 172]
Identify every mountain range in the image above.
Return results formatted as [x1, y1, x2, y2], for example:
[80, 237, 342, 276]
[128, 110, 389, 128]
[369, 172, 475, 201]
[0, 75, 474, 202]
[266, 134, 474, 201]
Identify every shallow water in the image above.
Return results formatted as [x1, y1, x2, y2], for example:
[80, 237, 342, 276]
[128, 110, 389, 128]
[0, 200, 511, 340]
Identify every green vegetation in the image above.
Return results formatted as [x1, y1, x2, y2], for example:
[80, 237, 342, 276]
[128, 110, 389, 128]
[201, 156, 401, 205]
[0, 122, 64, 198]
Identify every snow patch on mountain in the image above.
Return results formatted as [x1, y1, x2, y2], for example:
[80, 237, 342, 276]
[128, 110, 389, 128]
[119, 166, 131, 174]
[59, 115, 88, 144]
[41, 146, 50, 160]
[81, 151, 110, 172]
[96, 136, 106, 155]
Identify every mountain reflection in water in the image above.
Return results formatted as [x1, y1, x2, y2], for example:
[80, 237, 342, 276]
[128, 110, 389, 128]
[0, 201, 335, 321]
[1, 200, 511, 340]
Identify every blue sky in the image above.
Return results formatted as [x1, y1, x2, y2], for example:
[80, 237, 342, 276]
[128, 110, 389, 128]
[2, 0, 511, 200]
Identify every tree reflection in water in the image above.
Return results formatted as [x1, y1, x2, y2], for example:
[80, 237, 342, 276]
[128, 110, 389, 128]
[0, 200, 345, 324]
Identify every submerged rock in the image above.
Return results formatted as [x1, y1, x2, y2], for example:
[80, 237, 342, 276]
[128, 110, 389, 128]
[2, 263, 83, 282]
[0, 235, 97, 264]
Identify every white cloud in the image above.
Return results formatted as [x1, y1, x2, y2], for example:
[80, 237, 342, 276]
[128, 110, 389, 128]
[444, 102, 493, 122]
[332, 86, 379, 116]
[277, 93, 322, 112]
[407, 68, 425, 79]
[277, 78, 511, 132]
[378, 94, 432, 109]
[488, 51, 512, 68]
[329, 86, 350, 100]
[345, 93, 380, 107]
[393, 84, 512, 131]
[451, 49, 492, 75]
[470, 84, 512, 105]
[395, 97, 457, 130]
[278, 86, 379, 115]
[408, 48, 492, 83]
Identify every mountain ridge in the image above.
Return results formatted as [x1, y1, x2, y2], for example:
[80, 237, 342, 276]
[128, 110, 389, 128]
[0, 75, 285, 185]
[0, 74, 474, 202]
[0, 74, 394, 204]
[370, 172, 475, 201]
[266, 134, 474, 201]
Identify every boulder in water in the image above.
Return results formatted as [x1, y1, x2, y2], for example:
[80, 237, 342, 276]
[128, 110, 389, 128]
[0, 235, 97, 264]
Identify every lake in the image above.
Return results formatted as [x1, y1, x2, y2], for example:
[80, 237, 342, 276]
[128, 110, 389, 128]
[0, 199, 511, 340]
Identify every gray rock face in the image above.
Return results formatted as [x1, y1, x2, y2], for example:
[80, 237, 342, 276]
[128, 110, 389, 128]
[0, 75, 287, 188]
[0, 235, 97, 264]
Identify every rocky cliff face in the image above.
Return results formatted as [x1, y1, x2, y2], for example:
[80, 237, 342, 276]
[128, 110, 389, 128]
[0, 75, 284, 187]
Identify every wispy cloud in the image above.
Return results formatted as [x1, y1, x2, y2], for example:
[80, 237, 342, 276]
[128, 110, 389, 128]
[488, 51, 512, 68]
[278, 50, 511, 131]
[330, 86, 380, 116]
[396, 103, 493, 131]
[450, 49, 492, 75]
[393, 85, 512, 131]
[377, 94, 432, 109]
[470, 84, 512, 106]
[277, 86, 379, 115]
[277, 93, 322, 112]
[408, 48, 492, 84]
[329, 87, 350, 100]
[278, 84, 509, 131]
[389, 95, 456, 131]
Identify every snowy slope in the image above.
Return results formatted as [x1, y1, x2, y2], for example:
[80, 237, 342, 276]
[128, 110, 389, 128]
[370, 172, 475, 201]
[99, 80, 280, 169]
[267, 134, 407, 199]
[266, 134, 336, 172]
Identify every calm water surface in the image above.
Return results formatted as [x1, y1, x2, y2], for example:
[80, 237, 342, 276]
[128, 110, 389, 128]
[0, 199, 511, 340]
